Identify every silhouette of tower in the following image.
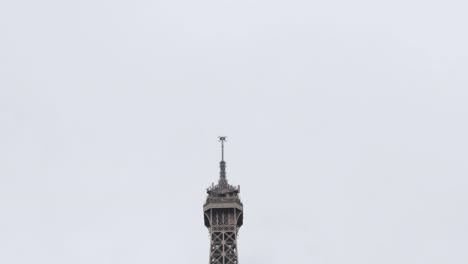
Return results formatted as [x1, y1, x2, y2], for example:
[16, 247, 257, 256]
[203, 137, 244, 264]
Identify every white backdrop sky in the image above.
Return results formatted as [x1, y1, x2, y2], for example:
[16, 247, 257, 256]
[1, 0, 468, 263]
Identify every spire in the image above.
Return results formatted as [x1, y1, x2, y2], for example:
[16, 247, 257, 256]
[220, 136, 226, 162]
[218, 136, 227, 185]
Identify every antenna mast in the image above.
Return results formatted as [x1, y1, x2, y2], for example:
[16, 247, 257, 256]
[219, 136, 227, 161]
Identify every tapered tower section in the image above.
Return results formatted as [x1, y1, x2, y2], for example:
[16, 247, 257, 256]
[204, 137, 243, 264]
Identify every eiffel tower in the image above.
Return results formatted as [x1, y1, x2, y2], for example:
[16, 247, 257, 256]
[203, 137, 244, 264]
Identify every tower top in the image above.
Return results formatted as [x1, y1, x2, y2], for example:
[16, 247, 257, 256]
[206, 136, 239, 195]
[203, 139, 243, 264]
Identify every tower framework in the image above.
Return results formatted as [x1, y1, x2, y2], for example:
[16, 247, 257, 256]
[203, 137, 243, 264]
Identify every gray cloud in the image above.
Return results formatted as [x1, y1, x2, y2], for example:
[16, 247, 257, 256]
[1, 0, 467, 263]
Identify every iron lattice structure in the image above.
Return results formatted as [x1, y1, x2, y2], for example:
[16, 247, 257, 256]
[203, 138, 243, 264]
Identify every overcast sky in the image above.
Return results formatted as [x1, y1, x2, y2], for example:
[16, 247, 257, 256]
[1, 0, 468, 263]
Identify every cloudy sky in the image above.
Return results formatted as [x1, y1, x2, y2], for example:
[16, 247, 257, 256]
[1, 0, 467, 263]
